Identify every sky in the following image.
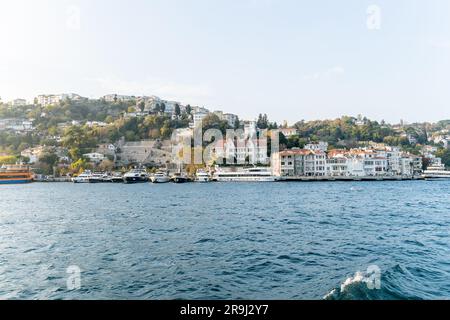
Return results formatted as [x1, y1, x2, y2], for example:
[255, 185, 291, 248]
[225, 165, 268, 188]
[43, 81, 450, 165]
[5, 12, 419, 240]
[1, 0, 450, 124]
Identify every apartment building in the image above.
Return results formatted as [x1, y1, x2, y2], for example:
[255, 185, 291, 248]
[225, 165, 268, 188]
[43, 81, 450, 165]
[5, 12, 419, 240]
[272, 143, 422, 178]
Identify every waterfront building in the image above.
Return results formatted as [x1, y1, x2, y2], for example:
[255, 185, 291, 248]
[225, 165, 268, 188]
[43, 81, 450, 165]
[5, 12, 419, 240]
[271, 145, 422, 178]
[214, 137, 269, 165]
[304, 150, 326, 176]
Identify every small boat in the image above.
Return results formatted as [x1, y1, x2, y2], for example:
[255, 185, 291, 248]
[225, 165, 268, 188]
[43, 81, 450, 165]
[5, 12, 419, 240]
[123, 167, 149, 184]
[0, 164, 33, 184]
[72, 170, 92, 183]
[195, 170, 210, 183]
[151, 171, 170, 183]
[171, 172, 190, 183]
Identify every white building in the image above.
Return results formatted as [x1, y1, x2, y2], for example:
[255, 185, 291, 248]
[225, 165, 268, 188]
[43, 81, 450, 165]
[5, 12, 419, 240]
[214, 137, 269, 165]
[37, 93, 84, 106]
[83, 153, 106, 163]
[305, 141, 329, 152]
[103, 94, 135, 103]
[213, 111, 239, 127]
[0, 119, 34, 132]
[86, 121, 108, 128]
[279, 128, 299, 137]
[272, 145, 421, 178]
[10, 99, 27, 107]
[192, 109, 210, 128]
[223, 113, 239, 127]
[21, 146, 45, 164]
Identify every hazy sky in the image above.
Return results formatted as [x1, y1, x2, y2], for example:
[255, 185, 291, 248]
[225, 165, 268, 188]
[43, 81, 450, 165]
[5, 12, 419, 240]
[1, 0, 449, 123]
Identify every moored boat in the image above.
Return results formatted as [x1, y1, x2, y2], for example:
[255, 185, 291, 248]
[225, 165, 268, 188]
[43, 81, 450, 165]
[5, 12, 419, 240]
[88, 172, 109, 183]
[110, 172, 124, 183]
[171, 172, 190, 183]
[151, 171, 170, 183]
[213, 167, 278, 182]
[123, 167, 149, 183]
[423, 162, 450, 180]
[0, 164, 33, 184]
[72, 170, 92, 183]
[195, 170, 210, 183]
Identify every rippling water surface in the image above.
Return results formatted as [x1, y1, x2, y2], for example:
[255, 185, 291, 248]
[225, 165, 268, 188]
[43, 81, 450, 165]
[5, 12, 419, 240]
[0, 181, 449, 300]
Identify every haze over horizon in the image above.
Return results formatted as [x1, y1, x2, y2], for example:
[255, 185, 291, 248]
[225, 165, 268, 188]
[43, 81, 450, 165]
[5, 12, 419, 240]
[1, 0, 450, 124]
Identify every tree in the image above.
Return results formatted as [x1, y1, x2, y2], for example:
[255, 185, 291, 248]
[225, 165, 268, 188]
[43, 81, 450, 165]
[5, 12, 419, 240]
[39, 152, 58, 167]
[38, 152, 59, 175]
[138, 101, 146, 112]
[0, 155, 17, 165]
[185, 104, 192, 115]
[436, 148, 450, 167]
[160, 102, 166, 114]
[98, 159, 114, 171]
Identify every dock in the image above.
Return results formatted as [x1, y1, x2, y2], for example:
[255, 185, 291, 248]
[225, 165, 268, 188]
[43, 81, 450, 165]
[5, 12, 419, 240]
[278, 176, 424, 182]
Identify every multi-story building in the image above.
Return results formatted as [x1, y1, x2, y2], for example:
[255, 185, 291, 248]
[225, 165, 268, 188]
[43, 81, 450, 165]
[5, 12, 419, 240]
[271, 144, 422, 178]
[271, 149, 309, 176]
[192, 109, 210, 128]
[305, 141, 329, 152]
[213, 111, 239, 128]
[20, 146, 46, 164]
[102, 94, 135, 103]
[82, 152, 106, 164]
[10, 99, 27, 107]
[37, 93, 84, 106]
[214, 137, 269, 165]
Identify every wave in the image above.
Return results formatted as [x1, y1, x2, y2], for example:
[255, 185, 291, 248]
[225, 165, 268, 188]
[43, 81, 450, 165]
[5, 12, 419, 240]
[323, 265, 433, 300]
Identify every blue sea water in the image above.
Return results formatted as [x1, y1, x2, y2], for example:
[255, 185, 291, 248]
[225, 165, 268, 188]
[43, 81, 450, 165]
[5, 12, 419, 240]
[0, 180, 449, 300]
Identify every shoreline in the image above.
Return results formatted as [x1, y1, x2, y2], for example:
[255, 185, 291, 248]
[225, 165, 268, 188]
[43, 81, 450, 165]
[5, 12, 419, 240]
[29, 176, 435, 183]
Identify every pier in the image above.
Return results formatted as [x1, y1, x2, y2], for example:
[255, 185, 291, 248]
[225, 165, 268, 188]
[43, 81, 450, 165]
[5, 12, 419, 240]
[278, 176, 424, 182]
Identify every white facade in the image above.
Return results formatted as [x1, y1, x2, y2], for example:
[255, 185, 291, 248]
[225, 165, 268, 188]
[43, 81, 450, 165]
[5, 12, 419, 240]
[214, 138, 269, 165]
[103, 94, 135, 103]
[83, 153, 106, 163]
[10, 99, 27, 107]
[21, 146, 45, 164]
[37, 93, 84, 106]
[193, 110, 209, 128]
[272, 146, 422, 177]
[305, 141, 329, 152]
[279, 128, 298, 137]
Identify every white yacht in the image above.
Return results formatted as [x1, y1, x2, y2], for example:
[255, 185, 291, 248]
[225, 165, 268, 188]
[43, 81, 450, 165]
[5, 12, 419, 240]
[123, 168, 149, 184]
[213, 167, 278, 182]
[423, 163, 450, 180]
[151, 171, 170, 183]
[88, 172, 109, 183]
[195, 170, 210, 183]
[72, 170, 92, 183]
